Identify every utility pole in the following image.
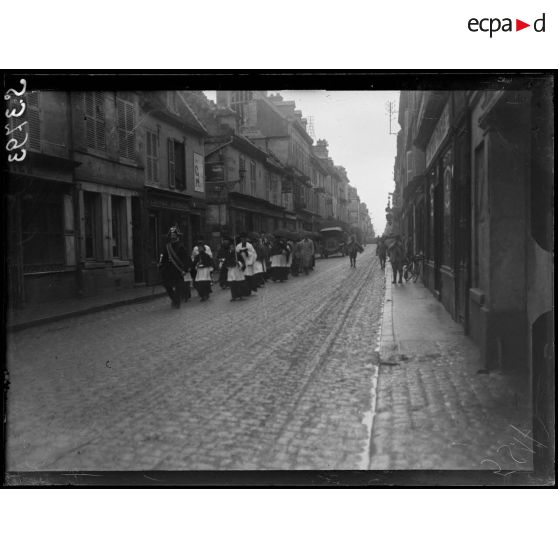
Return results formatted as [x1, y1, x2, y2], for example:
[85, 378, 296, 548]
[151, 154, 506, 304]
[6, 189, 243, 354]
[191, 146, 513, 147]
[385, 101, 398, 135]
[307, 115, 315, 140]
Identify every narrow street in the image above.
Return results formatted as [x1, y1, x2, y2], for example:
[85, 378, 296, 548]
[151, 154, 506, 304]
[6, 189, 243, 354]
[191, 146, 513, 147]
[7, 250, 385, 470]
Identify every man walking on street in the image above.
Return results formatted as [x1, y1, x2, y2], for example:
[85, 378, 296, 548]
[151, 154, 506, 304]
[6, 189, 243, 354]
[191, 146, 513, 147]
[236, 232, 258, 294]
[347, 235, 364, 268]
[298, 234, 315, 275]
[159, 226, 191, 309]
[192, 242, 214, 301]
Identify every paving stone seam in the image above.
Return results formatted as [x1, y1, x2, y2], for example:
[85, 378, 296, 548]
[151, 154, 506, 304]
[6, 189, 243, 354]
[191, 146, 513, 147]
[360, 262, 386, 469]
[261, 259, 378, 462]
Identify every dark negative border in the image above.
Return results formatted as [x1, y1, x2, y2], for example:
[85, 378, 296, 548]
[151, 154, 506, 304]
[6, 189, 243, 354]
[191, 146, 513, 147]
[2, 70, 555, 487]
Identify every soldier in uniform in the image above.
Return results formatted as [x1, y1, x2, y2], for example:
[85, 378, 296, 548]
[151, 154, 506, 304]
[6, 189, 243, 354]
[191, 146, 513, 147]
[158, 226, 191, 309]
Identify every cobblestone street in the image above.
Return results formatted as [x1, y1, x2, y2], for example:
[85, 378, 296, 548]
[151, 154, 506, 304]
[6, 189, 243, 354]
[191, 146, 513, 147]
[7, 250, 385, 471]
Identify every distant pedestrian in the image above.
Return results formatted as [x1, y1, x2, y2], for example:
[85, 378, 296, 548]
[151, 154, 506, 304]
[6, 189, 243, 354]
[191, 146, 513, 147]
[298, 235, 315, 275]
[192, 242, 214, 301]
[270, 236, 290, 282]
[159, 226, 190, 309]
[376, 236, 387, 270]
[347, 235, 364, 268]
[224, 241, 248, 301]
[291, 240, 302, 276]
[216, 236, 233, 288]
[236, 232, 258, 293]
[253, 235, 268, 288]
[191, 237, 213, 261]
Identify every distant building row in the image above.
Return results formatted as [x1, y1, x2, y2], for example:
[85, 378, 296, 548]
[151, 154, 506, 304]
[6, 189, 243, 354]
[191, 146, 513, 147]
[6, 90, 374, 306]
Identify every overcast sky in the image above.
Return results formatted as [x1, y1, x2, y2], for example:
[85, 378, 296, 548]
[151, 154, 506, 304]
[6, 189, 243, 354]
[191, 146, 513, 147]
[205, 90, 400, 233]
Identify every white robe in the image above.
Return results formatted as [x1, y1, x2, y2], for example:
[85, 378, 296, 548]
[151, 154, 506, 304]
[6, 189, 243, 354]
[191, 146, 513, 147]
[194, 266, 212, 282]
[270, 253, 288, 268]
[227, 265, 245, 282]
[191, 244, 213, 261]
[253, 260, 265, 274]
[236, 241, 256, 277]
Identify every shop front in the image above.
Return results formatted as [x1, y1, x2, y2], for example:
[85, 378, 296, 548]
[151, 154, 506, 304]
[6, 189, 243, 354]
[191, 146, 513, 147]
[8, 176, 78, 306]
[228, 192, 285, 237]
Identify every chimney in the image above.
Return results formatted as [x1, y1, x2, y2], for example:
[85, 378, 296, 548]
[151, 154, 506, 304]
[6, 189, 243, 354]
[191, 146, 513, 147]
[313, 139, 329, 158]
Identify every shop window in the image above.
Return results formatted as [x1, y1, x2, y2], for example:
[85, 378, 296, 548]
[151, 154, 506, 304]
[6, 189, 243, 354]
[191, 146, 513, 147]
[84, 92, 106, 151]
[145, 130, 159, 184]
[117, 98, 136, 160]
[84, 191, 101, 259]
[250, 160, 256, 196]
[22, 195, 65, 272]
[168, 139, 185, 190]
[111, 196, 127, 259]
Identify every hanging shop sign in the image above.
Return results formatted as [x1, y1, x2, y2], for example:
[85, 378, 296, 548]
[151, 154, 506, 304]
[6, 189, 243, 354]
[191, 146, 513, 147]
[205, 161, 225, 183]
[426, 102, 450, 168]
[193, 152, 205, 192]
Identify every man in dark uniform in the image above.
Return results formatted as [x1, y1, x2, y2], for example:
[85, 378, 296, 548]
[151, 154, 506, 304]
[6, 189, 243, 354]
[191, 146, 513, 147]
[158, 225, 190, 309]
[216, 236, 233, 288]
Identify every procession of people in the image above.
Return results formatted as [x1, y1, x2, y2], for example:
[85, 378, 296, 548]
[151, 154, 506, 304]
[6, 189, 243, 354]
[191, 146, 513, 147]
[159, 226, 322, 307]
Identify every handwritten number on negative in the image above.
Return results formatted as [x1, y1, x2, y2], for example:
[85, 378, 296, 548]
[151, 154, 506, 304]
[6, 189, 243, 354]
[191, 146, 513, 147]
[4, 79, 28, 162]
[4, 78, 27, 100]
[5, 99, 26, 118]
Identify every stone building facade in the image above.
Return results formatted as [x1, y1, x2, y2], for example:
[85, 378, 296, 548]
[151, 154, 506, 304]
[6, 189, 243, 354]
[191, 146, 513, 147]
[394, 83, 554, 469]
[7, 89, 374, 307]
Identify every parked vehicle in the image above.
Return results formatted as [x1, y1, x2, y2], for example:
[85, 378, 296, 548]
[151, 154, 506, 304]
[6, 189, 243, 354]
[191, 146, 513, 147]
[319, 227, 348, 258]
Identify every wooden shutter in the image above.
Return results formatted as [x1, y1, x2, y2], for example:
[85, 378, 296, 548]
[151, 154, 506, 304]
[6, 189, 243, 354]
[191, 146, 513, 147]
[168, 138, 175, 188]
[26, 91, 41, 151]
[125, 102, 135, 159]
[84, 92, 105, 150]
[117, 98, 135, 160]
[117, 99, 127, 158]
[146, 131, 159, 183]
[85, 92, 95, 149]
[94, 92, 105, 150]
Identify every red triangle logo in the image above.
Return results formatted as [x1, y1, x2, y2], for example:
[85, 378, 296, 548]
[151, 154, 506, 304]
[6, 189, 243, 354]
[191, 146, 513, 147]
[516, 19, 530, 31]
